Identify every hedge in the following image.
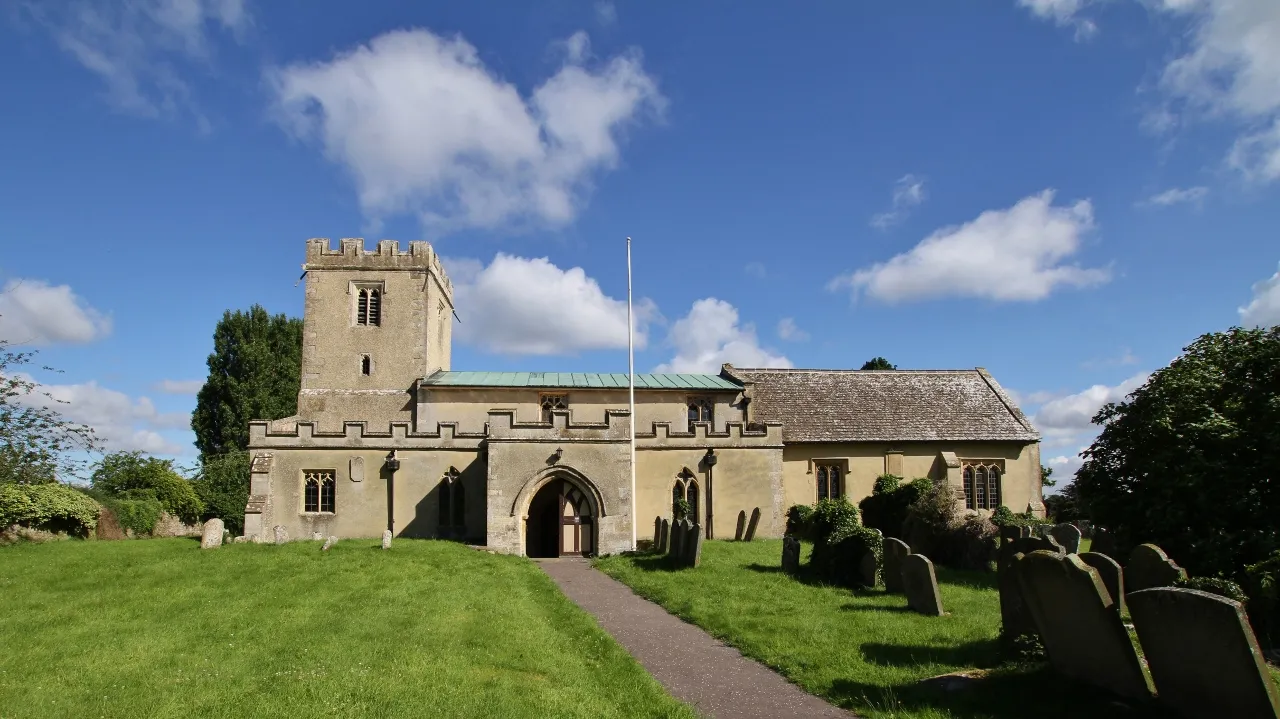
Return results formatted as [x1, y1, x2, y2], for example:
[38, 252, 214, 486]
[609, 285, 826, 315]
[0, 482, 100, 536]
[859, 475, 933, 538]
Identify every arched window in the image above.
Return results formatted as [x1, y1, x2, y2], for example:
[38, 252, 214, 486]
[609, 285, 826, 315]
[962, 466, 975, 510]
[816, 463, 842, 501]
[960, 462, 1004, 510]
[304, 470, 335, 513]
[687, 397, 713, 432]
[357, 287, 381, 326]
[975, 466, 988, 510]
[987, 466, 1002, 509]
[686, 480, 699, 523]
[672, 482, 684, 514]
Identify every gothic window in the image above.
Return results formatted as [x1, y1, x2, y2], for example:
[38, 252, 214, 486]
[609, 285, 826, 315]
[303, 470, 336, 513]
[356, 286, 381, 327]
[540, 394, 568, 423]
[961, 461, 1004, 510]
[687, 397, 714, 432]
[963, 466, 974, 509]
[672, 470, 699, 522]
[975, 466, 988, 510]
[816, 463, 842, 501]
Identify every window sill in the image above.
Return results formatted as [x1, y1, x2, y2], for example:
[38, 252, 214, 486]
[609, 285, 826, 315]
[300, 512, 336, 516]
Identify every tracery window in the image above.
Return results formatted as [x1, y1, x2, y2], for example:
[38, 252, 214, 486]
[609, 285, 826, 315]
[540, 394, 568, 423]
[687, 397, 714, 432]
[816, 463, 842, 501]
[672, 469, 700, 522]
[303, 470, 336, 513]
[962, 461, 1004, 510]
[356, 286, 381, 326]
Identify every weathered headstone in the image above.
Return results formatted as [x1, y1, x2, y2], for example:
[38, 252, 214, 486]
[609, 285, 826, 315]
[273, 525, 288, 545]
[1091, 527, 1117, 558]
[1128, 587, 1280, 719]
[744, 507, 762, 542]
[782, 536, 801, 575]
[1049, 523, 1082, 554]
[313, 531, 323, 541]
[1126, 543, 1187, 593]
[232, 535, 248, 544]
[321, 536, 337, 552]
[858, 549, 878, 588]
[658, 518, 670, 554]
[670, 518, 686, 559]
[735, 510, 747, 541]
[999, 524, 1032, 544]
[653, 516, 662, 549]
[200, 518, 225, 549]
[381, 529, 392, 550]
[999, 535, 1065, 642]
[688, 523, 704, 568]
[902, 554, 944, 616]
[883, 537, 911, 593]
[1016, 550, 1153, 702]
[1079, 552, 1126, 616]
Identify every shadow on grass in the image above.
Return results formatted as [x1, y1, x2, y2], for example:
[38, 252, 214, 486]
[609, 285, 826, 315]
[839, 603, 913, 613]
[859, 639, 999, 668]
[616, 553, 685, 572]
[936, 567, 999, 591]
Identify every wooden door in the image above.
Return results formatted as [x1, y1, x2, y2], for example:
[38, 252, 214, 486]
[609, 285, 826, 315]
[559, 484, 594, 556]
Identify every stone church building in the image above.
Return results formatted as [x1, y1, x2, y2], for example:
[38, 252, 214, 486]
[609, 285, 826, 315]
[244, 238, 1044, 555]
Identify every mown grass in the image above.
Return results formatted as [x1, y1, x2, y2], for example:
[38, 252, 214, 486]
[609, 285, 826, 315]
[596, 539, 1164, 719]
[0, 538, 695, 719]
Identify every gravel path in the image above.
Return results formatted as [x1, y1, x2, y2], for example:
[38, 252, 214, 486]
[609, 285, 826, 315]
[538, 558, 858, 719]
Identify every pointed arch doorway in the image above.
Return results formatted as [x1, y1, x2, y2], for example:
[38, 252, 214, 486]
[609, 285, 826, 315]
[525, 478, 596, 558]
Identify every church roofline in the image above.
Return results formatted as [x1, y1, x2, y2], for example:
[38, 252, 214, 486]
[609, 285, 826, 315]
[419, 371, 742, 391]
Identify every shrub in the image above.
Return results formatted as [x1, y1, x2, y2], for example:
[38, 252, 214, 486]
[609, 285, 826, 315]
[191, 450, 251, 534]
[990, 505, 1051, 531]
[902, 482, 997, 571]
[828, 525, 884, 588]
[0, 482, 100, 536]
[1173, 576, 1247, 603]
[92, 451, 203, 523]
[673, 497, 692, 522]
[860, 476, 932, 538]
[785, 504, 815, 540]
[1245, 551, 1280, 647]
[808, 498, 863, 582]
[109, 498, 164, 536]
[872, 474, 901, 495]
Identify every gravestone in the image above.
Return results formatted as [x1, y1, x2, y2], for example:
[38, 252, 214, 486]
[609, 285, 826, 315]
[232, 535, 248, 544]
[200, 518, 224, 549]
[653, 516, 662, 549]
[902, 554, 944, 616]
[1126, 544, 1187, 593]
[659, 518, 670, 554]
[999, 524, 1032, 544]
[782, 536, 801, 575]
[744, 507, 762, 541]
[688, 523, 704, 568]
[1128, 587, 1280, 719]
[999, 535, 1065, 642]
[321, 536, 337, 552]
[273, 525, 289, 545]
[859, 549, 878, 588]
[313, 531, 323, 541]
[1016, 550, 1153, 701]
[1079, 552, 1126, 616]
[883, 537, 911, 593]
[1049, 523, 1082, 554]
[381, 529, 392, 550]
[1091, 527, 1117, 559]
[735, 511, 747, 541]
[670, 519, 686, 559]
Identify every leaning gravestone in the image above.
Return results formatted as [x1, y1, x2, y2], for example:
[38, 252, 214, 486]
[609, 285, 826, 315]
[658, 518, 670, 554]
[653, 516, 662, 549]
[744, 507, 762, 541]
[1016, 550, 1153, 702]
[1079, 552, 1126, 616]
[782, 536, 801, 575]
[735, 511, 747, 541]
[321, 536, 337, 552]
[858, 549, 878, 588]
[999, 536, 1064, 642]
[688, 524, 704, 568]
[902, 554, 945, 616]
[1049, 523, 1082, 554]
[1126, 544, 1187, 593]
[273, 525, 289, 545]
[200, 518, 225, 549]
[1128, 587, 1280, 719]
[883, 537, 911, 593]
[381, 529, 392, 550]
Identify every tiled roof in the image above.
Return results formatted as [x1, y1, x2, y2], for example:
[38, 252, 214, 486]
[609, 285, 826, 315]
[420, 371, 742, 391]
[726, 367, 1039, 443]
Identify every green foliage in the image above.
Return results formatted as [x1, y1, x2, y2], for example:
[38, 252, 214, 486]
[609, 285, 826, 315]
[1040, 464, 1056, 488]
[1043, 480, 1083, 524]
[807, 498, 863, 581]
[191, 450, 251, 534]
[91, 451, 203, 523]
[859, 476, 932, 538]
[1076, 326, 1280, 583]
[0, 338, 100, 484]
[785, 504, 815, 540]
[672, 497, 692, 521]
[1173, 576, 1247, 603]
[0, 482, 100, 535]
[191, 305, 303, 458]
[902, 482, 997, 571]
[859, 357, 897, 370]
[1245, 551, 1280, 647]
[989, 505, 1049, 530]
[108, 498, 164, 536]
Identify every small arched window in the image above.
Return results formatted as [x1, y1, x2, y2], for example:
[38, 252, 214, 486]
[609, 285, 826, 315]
[360, 355, 371, 376]
[686, 480, 700, 523]
[304, 470, 335, 513]
[963, 466, 975, 510]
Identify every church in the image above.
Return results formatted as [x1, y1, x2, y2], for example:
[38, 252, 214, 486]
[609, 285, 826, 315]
[243, 238, 1045, 555]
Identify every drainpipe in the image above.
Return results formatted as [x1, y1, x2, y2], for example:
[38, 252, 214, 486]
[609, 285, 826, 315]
[704, 447, 717, 539]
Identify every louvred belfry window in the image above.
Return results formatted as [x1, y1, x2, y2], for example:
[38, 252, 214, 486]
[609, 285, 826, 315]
[356, 287, 381, 326]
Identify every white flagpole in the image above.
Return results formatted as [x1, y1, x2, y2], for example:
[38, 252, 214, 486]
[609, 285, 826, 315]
[627, 236, 637, 551]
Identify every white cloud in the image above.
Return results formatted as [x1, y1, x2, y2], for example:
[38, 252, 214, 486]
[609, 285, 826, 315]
[744, 262, 767, 279]
[1045, 451, 1087, 488]
[1139, 186, 1209, 207]
[1239, 262, 1280, 327]
[594, 1, 618, 26]
[655, 298, 792, 373]
[154, 379, 205, 395]
[870, 174, 927, 229]
[269, 28, 664, 234]
[1081, 348, 1140, 369]
[447, 253, 656, 355]
[26, 0, 247, 122]
[1017, 0, 1099, 40]
[1032, 372, 1151, 438]
[776, 317, 809, 342]
[0, 279, 112, 346]
[833, 190, 1110, 303]
[18, 376, 191, 455]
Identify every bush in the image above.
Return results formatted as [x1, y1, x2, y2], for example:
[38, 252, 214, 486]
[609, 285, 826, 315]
[191, 451, 250, 534]
[92, 451, 203, 523]
[108, 498, 164, 536]
[0, 482, 100, 536]
[990, 505, 1051, 531]
[785, 504, 815, 540]
[902, 482, 997, 571]
[860, 476, 932, 538]
[808, 498, 865, 583]
[1245, 551, 1280, 647]
[1173, 576, 1247, 603]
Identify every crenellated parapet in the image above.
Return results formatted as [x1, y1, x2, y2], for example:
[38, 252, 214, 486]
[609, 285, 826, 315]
[304, 237, 453, 298]
[248, 418, 486, 450]
[638, 420, 783, 448]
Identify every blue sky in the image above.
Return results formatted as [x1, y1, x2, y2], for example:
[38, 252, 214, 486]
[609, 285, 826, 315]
[1, 0, 1278, 485]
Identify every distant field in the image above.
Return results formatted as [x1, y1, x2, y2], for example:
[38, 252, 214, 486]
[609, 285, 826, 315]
[0, 539, 693, 719]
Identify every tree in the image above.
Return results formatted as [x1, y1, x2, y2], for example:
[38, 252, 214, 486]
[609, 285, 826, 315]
[190, 450, 252, 534]
[1075, 326, 1280, 582]
[90, 450, 203, 522]
[860, 357, 897, 370]
[192, 305, 303, 457]
[1040, 464, 1056, 488]
[0, 339, 99, 484]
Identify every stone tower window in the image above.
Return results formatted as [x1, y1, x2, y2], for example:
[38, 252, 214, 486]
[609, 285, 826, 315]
[360, 354, 372, 376]
[303, 470, 336, 513]
[355, 286, 382, 326]
[962, 461, 1004, 510]
[540, 394, 568, 423]
[687, 397, 714, 432]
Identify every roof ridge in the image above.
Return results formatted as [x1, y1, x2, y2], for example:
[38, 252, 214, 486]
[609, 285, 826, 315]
[734, 367, 982, 374]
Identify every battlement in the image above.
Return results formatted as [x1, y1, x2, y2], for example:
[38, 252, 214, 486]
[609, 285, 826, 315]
[304, 237, 452, 293]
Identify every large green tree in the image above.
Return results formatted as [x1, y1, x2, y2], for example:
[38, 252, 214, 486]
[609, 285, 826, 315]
[1075, 326, 1280, 580]
[191, 305, 303, 458]
[860, 357, 897, 370]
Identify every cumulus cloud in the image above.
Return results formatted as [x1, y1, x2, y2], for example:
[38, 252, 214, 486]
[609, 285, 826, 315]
[17, 376, 191, 455]
[832, 190, 1110, 303]
[154, 379, 205, 395]
[1139, 186, 1209, 207]
[1017, 0, 1099, 40]
[870, 174, 927, 229]
[0, 279, 112, 346]
[445, 253, 656, 355]
[1239, 262, 1280, 328]
[24, 0, 247, 122]
[1032, 372, 1150, 439]
[776, 317, 809, 342]
[269, 28, 664, 233]
[655, 298, 792, 373]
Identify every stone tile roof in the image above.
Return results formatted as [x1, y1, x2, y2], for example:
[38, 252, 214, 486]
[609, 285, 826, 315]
[725, 366, 1039, 443]
[421, 371, 741, 390]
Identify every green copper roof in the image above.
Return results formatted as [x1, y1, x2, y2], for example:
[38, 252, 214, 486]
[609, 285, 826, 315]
[421, 371, 742, 390]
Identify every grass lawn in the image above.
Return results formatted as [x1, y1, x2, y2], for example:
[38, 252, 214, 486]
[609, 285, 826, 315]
[0, 538, 695, 719]
[596, 539, 1163, 719]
